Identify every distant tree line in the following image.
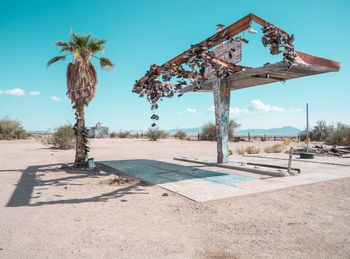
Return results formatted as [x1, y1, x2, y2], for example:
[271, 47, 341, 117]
[299, 120, 350, 146]
[108, 119, 240, 142]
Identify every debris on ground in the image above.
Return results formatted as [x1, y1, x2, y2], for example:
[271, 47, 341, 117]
[290, 145, 350, 157]
[101, 176, 137, 186]
[60, 163, 70, 169]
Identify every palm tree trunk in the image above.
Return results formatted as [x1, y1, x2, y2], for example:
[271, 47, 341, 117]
[74, 101, 87, 166]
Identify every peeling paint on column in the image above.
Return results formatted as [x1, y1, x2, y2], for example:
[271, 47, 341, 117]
[213, 79, 230, 163]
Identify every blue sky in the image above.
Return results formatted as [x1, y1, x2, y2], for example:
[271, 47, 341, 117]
[0, 0, 349, 131]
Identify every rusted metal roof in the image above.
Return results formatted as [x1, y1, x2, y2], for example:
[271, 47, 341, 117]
[137, 13, 284, 84]
[180, 52, 340, 93]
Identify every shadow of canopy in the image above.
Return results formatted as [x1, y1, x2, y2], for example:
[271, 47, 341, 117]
[3, 163, 147, 207]
[3, 159, 253, 207]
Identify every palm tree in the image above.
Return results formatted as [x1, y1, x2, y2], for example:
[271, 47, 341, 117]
[48, 32, 114, 167]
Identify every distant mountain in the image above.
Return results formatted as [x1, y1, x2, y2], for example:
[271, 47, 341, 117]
[236, 126, 301, 136]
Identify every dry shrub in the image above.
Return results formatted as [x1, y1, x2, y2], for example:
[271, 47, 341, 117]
[117, 130, 131, 138]
[228, 149, 233, 156]
[264, 144, 284, 153]
[200, 120, 240, 141]
[325, 123, 350, 146]
[145, 127, 168, 141]
[174, 129, 187, 140]
[245, 146, 260, 154]
[200, 122, 216, 141]
[51, 124, 75, 149]
[236, 147, 245, 155]
[109, 131, 117, 138]
[0, 118, 26, 140]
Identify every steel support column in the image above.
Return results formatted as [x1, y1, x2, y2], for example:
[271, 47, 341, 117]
[213, 79, 230, 164]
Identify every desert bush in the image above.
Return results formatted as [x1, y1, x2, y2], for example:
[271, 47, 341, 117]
[174, 129, 187, 140]
[0, 118, 26, 140]
[51, 124, 75, 149]
[236, 147, 245, 155]
[200, 120, 239, 141]
[228, 149, 233, 156]
[264, 144, 284, 153]
[325, 123, 350, 146]
[200, 122, 216, 141]
[299, 120, 332, 141]
[311, 120, 332, 141]
[245, 146, 260, 154]
[298, 121, 350, 145]
[118, 130, 131, 138]
[145, 127, 168, 141]
[109, 131, 117, 138]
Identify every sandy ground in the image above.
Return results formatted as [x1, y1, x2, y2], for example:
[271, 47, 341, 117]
[0, 139, 349, 259]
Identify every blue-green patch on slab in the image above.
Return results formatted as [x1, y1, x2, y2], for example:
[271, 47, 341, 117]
[100, 159, 253, 186]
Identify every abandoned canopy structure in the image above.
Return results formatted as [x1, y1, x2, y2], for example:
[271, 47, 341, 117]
[133, 13, 340, 164]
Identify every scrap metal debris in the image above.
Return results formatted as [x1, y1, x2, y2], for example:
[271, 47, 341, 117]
[261, 24, 297, 66]
[291, 145, 350, 157]
[132, 36, 243, 127]
[132, 15, 298, 128]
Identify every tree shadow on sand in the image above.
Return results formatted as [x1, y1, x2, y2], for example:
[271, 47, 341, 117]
[2, 163, 148, 207]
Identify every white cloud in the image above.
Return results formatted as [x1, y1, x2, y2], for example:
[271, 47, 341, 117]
[50, 96, 61, 102]
[248, 99, 285, 113]
[29, 91, 40, 96]
[230, 107, 248, 116]
[208, 106, 248, 116]
[289, 107, 302, 112]
[186, 108, 197, 114]
[0, 88, 25, 96]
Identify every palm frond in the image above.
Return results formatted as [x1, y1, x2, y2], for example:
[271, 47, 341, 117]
[47, 55, 66, 66]
[60, 43, 75, 53]
[80, 34, 91, 47]
[71, 31, 79, 45]
[88, 41, 103, 53]
[55, 41, 69, 47]
[70, 31, 91, 48]
[99, 57, 114, 70]
[95, 39, 106, 45]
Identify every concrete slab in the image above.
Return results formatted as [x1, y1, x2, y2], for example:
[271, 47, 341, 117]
[100, 157, 350, 202]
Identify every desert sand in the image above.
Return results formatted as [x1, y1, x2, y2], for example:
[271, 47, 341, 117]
[0, 138, 349, 258]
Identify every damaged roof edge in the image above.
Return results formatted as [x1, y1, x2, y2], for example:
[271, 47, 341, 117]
[179, 52, 341, 93]
[295, 51, 341, 71]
